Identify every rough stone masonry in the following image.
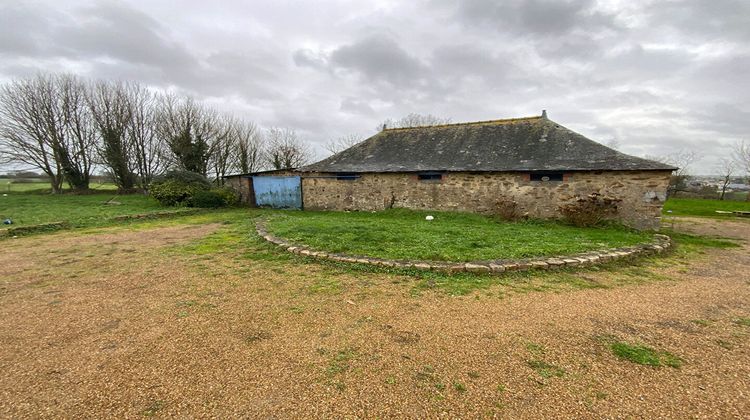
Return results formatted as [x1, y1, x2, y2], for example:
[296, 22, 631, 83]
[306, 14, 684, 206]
[300, 170, 671, 230]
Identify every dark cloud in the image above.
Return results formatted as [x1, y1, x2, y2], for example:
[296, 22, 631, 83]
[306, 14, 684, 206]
[449, 0, 620, 36]
[329, 35, 428, 88]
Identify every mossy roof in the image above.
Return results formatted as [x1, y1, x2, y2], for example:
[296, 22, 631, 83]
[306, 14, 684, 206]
[301, 115, 676, 173]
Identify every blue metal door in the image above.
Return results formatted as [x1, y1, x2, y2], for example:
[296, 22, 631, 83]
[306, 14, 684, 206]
[252, 176, 302, 209]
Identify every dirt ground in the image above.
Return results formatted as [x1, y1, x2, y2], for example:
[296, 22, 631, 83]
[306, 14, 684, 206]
[1, 218, 749, 418]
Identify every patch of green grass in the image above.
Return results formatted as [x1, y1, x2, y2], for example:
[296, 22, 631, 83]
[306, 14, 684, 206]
[265, 209, 653, 262]
[526, 360, 566, 378]
[663, 198, 750, 218]
[610, 341, 682, 368]
[307, 278, 342, 295]
[664, 231, 741, 250]
[716, 339, 734, 350]
[525, 342, 545, 355]
[0, 179, 118, 193]
[142, 400, 165, 416]
[325, 348, 358, 376]
[734, 317, 750, 327]
[691, 319, 712, 326]
[0, 190, 164, 228]
[452, 382, 467, 393]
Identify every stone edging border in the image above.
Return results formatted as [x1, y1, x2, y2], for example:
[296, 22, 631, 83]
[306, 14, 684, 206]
[255, 219, 673, 274]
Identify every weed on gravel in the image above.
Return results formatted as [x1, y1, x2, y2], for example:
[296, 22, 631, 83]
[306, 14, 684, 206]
[526, 360, 566, 378]
[609, 341, 683, 368]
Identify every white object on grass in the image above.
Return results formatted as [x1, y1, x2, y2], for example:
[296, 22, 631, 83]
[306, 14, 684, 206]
[425, 215, 434, 221]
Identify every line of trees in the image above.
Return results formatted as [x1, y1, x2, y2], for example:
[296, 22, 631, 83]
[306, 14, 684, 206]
[0, 73, 314, 193]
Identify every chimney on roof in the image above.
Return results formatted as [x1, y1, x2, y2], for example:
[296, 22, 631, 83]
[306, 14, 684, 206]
[541, 109, 548, 119]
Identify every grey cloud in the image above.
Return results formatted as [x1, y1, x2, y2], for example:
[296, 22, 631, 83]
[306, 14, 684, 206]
[56, 1, 197, 69]
[0, 0, 748, 173]
[293, 49, 328, 70]
[645, 0, 750, 43]
[329, 35, 428, 88]
[340, 97, 376, 116]
[0, 3, 56, 56]
[446, 0, 620, 37]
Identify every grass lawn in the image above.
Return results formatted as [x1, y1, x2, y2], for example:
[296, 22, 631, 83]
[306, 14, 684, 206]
[663, 198, 750, 218]
[264, 209, 653, 261]
[0, 191, 166, 227]
[0, 179, 118, 193]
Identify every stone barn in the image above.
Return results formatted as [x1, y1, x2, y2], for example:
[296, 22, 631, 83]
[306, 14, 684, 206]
[228, 113, 676, 230]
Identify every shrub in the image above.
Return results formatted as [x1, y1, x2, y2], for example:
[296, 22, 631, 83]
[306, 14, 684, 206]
[558, 193, 621, 227]
[213, 187, 238, 206]
[191, 188, 238, 208]
[149, 170, 211, 206]
[492, 197, 521, 221]
[191, 190, 225, 208]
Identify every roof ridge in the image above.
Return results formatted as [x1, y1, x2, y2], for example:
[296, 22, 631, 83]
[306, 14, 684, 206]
[382, 115, 543, 132]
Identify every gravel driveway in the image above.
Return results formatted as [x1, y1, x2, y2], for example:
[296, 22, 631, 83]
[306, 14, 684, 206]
[0, 218, 748, 418]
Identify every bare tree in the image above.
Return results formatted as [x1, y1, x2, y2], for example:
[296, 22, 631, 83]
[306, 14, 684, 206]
[156, 94, 220, 176]
[129, 87, 166, 190]
[233, 120, 263, 173]
[378, 113, 451, 131]
[733, 139, 750, 201]
[734, 139, 749, 177]
[0, 74, 96, 192]
[644, 149, 698, 197]
[87, 80, 136, 191]
[717, 158, 736, 200]
[0, 76, 63, 192]
[208, 116, 236, 184]
[56, 74, 97, 191]
[265, 127, 313, 170]
[605, 139, 621, 150]
[324, 133, 363, 155]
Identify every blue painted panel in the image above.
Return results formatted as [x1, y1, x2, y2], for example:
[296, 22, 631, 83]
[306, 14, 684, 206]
[252, 176, 302, 209]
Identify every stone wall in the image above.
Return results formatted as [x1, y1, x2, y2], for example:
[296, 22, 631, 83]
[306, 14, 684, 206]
[224, 175, 253, 205]
[300, 171, 671, 230]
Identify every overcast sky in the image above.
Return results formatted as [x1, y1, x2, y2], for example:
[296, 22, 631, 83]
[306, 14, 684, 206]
[1, 0, 748, 173]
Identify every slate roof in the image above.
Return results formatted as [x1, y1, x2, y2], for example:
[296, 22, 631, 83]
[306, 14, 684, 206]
[301, 114, 677, 173]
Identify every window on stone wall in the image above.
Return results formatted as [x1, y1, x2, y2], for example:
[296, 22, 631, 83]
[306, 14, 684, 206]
[418, 172, 443, 181]
[336, 173, 359, 181]
[530, 172, 563, 182]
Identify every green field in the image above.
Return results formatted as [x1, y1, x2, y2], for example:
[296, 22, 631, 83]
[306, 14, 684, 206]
[663, 198, 750, 218]
[264, 209, 653, 262]
[0, 179, 117, 193]
[0, 191, 165, 227]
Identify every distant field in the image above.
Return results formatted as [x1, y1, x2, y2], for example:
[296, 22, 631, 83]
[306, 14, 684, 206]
[0, 179, 117, 193]
[0, 191, 165, 227]
[663, 198, 750, 218]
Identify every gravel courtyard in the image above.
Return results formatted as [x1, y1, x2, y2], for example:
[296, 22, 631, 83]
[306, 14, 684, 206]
[1, 216, 748, 418]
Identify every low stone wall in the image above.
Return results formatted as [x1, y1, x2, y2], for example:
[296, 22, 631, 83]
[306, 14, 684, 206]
[0, 221, 70, 237]
[255, 220, 672, 274]
[109, 209, 202, 221]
